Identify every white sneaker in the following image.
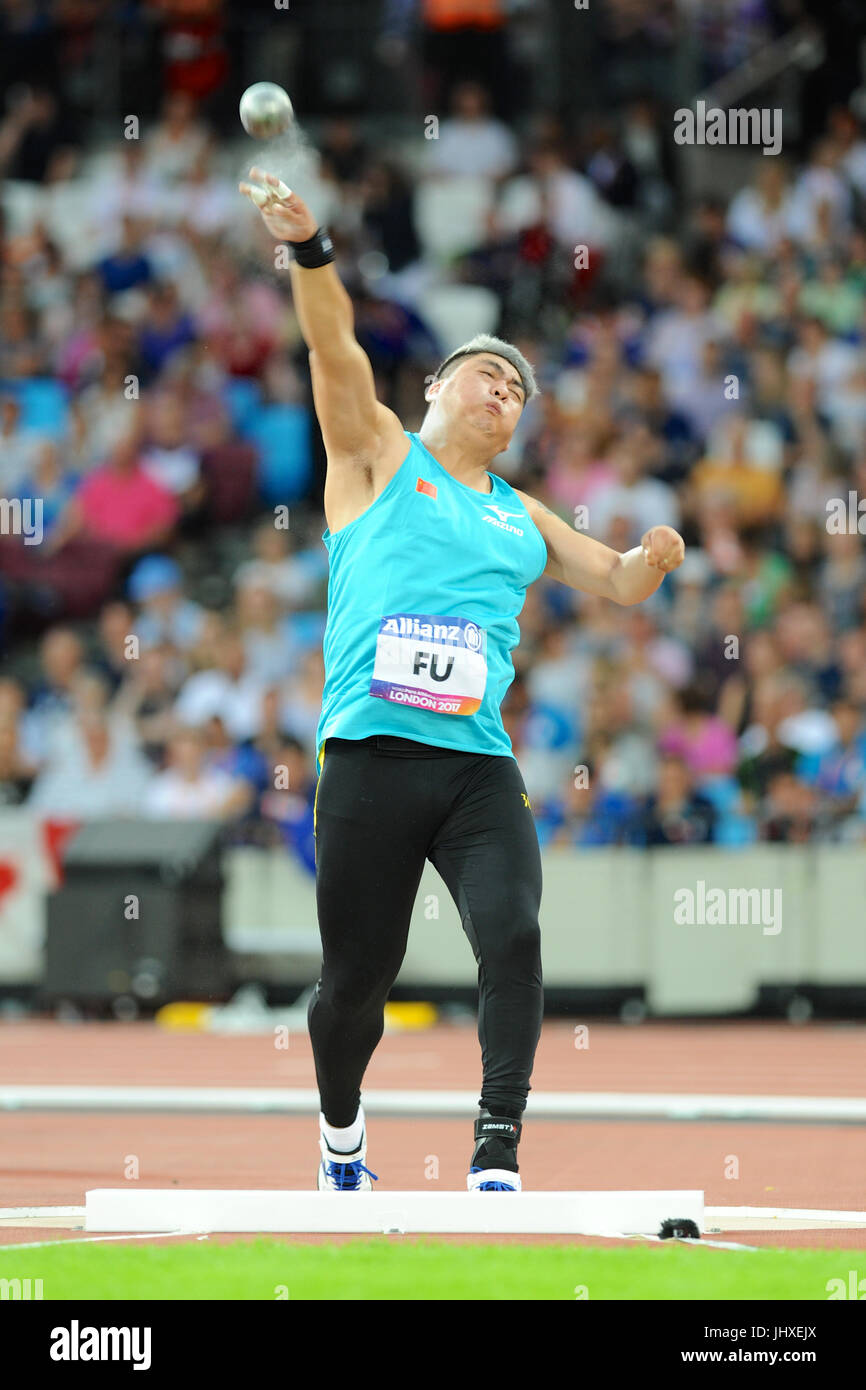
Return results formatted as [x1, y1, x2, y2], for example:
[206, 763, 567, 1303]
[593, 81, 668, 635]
[467, 1167, 522, 1191]
[317, 1132, 379, 1191]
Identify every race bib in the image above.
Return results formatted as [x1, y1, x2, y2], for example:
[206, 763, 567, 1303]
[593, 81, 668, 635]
[369, 612, 487, 715]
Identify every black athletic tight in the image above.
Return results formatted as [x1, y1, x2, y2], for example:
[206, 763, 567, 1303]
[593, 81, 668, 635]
[308, 734, 544, 1127]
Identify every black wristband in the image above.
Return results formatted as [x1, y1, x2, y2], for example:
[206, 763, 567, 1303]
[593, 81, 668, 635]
[288, 226, 336, 269]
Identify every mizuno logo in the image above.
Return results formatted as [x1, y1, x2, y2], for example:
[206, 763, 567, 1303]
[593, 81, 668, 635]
[482, 502, 524, 536]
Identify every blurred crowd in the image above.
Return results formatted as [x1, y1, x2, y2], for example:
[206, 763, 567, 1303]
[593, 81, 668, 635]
[1, 21, 866, 863]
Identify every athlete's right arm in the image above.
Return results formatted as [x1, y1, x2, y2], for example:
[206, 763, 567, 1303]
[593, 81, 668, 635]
[291, 262, 392, 465]
[239, 167, 399, 469]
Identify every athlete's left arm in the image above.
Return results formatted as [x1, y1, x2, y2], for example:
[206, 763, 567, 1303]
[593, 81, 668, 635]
[514, 490, 685, 604]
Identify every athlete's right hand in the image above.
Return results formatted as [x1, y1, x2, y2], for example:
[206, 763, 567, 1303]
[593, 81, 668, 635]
[238, 166, 319, 243]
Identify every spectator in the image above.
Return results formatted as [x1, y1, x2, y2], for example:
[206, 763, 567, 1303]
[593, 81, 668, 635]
[0, 395, 43, 493]
[89, 139, 169, 238]
[713, 248, 781, 334]
[136, 280, 198, 380]
[798, 251, 864, 335]
[494, 139, 617, 253]
[173, 625, 266, 742]
[547, 744, 642, 848]
[94, 215, 154, 296]
[525, 621, 591, 724]
[319, 117, 368, 189]
[798, 697, 866, 825]
[143, 90, 211, 188]
[644, 272, 725, 411]
[424, 80, 518, 180]
[167, 134, 237, 238]
[674, 337, 737, 443]
[127, 553, 206, 652]
[787, 315, 863, 441]
[142, 724, 251, 820]
[542, 416, 618, 517]
[818, 528, 866, 632]
[202, 714, 268, 794]
[233, 519, 327, 610]
[787, 137, 853, 249]
[27, 709, 154, 819]
[94, 600, 137, 691]
[726, 160, 796, 254]
[761, 770, 821, 843]
[656, 680, 739, 779]
[193, 251, 282, 377]
[621, 365, 698, 480]
[280, 647, 327, 748]
[619, 606, 693, 713]
[44, 422, 180, 557]
[773, 603, 842, 706]
[689, 415, 785, 528]
[0, 300, 46, 377]
[583, 117, 639, 210]
[236, 581, 299, 685]
[71, 359, 144, 471]
[0, 86, 72, 183]
[590, 429, 680, 546]
[10, 437, 79, 541]
[114, 645, 185, 767]
[738, 675, 816, 800]
[359, 158, 427, 304]
[640, 754, 717, 846]
[139, 391, 205, 517]
[259, 733, 318, 872]
[683, 195, 734, 286]
[19, 628, 87, 766]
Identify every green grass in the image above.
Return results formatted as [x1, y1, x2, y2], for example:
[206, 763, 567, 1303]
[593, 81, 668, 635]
[0, 1239, 857, 1300]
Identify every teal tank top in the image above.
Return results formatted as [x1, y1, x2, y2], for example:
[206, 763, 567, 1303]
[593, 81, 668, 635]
[314, 431, 548, 775]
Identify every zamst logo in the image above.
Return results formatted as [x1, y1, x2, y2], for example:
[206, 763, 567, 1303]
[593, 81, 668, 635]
[483, 503, 524, 536]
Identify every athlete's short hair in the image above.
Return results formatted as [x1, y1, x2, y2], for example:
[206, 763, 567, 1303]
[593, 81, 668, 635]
[431, 334, 538, 404]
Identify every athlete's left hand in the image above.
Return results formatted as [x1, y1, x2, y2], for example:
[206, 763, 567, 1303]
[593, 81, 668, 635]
[640, 526, 685, 574]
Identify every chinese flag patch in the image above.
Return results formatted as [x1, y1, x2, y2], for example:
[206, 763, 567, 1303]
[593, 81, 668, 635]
[416, 477, 437, 499]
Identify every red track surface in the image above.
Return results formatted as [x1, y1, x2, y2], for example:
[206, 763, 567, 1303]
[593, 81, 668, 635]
[1, 1020, 864, 1252]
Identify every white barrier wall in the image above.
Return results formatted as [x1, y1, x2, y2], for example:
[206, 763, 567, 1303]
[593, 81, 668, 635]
[0, 810, 52, 983]
[645, 847, 814, 1013]
[222, 841, 865, 1012]
[2, 811, 865, 1010]
[810, 848, 866, 982]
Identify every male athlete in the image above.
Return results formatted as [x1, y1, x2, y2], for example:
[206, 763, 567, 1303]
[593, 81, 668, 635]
[240, 167, 685, 1193]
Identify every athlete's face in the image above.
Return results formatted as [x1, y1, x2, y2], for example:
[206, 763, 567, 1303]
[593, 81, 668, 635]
[432, 354, 526, 446]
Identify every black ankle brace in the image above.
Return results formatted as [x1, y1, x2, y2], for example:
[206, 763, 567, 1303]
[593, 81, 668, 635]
[471, 1111, 523, 1172]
